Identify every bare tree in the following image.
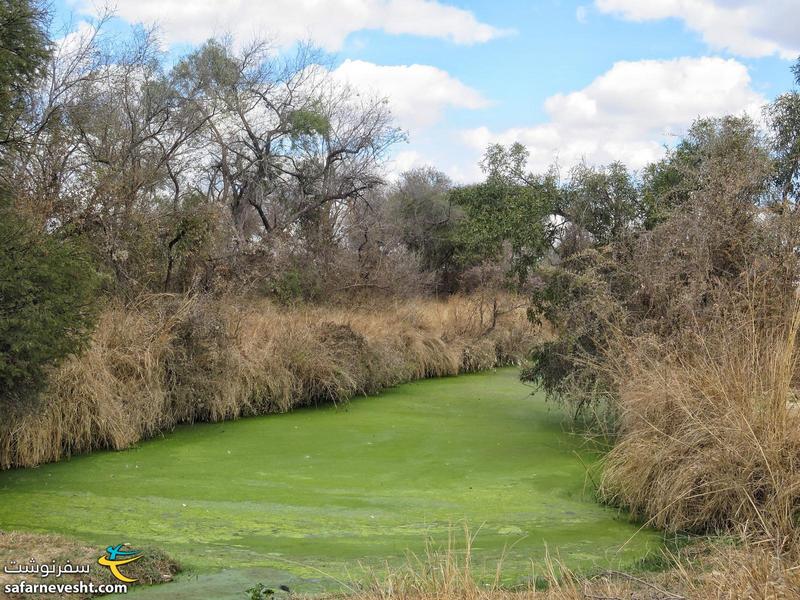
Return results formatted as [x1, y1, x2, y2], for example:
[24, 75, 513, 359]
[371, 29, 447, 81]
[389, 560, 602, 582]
[7, 18, 213, 289]
[5, 25, 404, 294]
[172, 39, 404, 248]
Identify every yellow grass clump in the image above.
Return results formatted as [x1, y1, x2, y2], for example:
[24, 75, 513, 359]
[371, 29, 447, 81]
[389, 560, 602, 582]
[599, 298, 800, 549]
[348, 529, 800, 600]
[0, 294, 537, 469]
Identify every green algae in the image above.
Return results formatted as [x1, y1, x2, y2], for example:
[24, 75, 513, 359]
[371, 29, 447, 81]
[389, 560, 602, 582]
[0, 369, 661, 597]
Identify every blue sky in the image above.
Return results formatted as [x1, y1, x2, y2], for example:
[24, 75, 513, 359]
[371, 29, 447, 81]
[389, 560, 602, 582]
[55, 0, 799, 181]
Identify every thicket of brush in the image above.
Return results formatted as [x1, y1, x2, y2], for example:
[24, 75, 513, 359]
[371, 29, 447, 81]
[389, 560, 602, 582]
[600, 296, 800, 547]
[0, 293, 535, 470]
[514, 67, 800, 596]
[522, 107, 800, 556]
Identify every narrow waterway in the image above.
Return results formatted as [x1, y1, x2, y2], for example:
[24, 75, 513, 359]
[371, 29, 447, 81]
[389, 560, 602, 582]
[0, 368, 661, 598]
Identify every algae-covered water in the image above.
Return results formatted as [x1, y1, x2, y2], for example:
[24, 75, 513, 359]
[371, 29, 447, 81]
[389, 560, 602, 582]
[0, 369, 660, 597]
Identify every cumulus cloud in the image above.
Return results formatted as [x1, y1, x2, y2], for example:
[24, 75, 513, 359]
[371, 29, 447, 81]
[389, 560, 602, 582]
[461, 57, 765, 172]
[77, 0, 509, 51]
[596, 0, 800, 59]
[54, 19, 97, 54]
[384, 150, 426, 178]
[331, 60, 489, 133]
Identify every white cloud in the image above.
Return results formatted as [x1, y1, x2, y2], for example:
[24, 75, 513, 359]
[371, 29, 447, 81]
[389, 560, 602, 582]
[331, 60, 489, 132]
[576, 6, 590, 24]
[596, 0, 800, 59]
[384, 150, 426, 180]
[329, 60, 489, 181]
[54, 19, 96, 55]
[79, 0, 509, 51]
[461, 57, 765, 173]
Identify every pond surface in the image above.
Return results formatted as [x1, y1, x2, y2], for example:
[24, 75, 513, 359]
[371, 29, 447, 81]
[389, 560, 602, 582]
[0, 369, 660, 598]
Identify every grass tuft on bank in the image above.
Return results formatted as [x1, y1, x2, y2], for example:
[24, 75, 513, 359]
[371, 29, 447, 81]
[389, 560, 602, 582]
[340, 530, 800, 600]
[599, 299, 800, 550]
[0, 531, 180, 599]
[0, 294, 536, 470]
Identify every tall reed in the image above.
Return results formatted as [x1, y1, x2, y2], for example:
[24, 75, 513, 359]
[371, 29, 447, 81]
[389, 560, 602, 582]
[0, 294, 536, 469]
[600, 297, 800, 549]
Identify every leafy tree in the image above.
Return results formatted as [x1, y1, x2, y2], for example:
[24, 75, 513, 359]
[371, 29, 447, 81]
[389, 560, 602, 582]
[0, 203, 102, 407]
[481, 142, 535, 185]
[640, 115, 771, 228]
[451, 170, 558, 284]
[639, 148, 694, 229]
[384, 167, 461, 291]
[558, 161, 640, 251]
[767, 57, 800, 206]
[0, 0, 49, 144]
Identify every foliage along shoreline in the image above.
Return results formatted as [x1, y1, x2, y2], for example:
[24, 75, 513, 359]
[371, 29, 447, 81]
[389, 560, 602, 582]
[2, 1, 800, 597]
[0, 294, 536, 470]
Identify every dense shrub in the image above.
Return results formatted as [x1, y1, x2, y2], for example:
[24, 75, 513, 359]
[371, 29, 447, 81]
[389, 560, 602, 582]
[0, 293, 537, 469]
[523, 247, 633, 416]
[0, 205, 101, 407]
[524, 114, 795, 414]
[519, 92, 800, 544]
[600, 297, 800, 546]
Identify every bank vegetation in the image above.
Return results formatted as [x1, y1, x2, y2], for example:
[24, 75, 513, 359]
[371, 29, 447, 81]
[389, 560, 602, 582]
[0, 293, 535, 469]
[3, 1, 800, 598]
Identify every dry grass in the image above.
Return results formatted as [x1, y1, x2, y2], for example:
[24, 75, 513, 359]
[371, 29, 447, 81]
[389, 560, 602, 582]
[0, 294, 537, 470]
[343, 530, 800, 600]
[598, 296, 800, 550]
[0, 530, 179, 599]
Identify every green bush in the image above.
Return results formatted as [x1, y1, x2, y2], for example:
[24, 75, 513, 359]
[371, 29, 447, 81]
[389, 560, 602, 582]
[0, 206, 102, 406]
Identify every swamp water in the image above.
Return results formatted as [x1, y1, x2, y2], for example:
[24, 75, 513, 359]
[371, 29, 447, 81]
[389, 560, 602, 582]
[0, 369, 661, 598]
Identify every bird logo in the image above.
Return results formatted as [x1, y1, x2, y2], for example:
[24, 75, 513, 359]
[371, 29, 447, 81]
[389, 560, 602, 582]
[97, 544, 142, 583]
